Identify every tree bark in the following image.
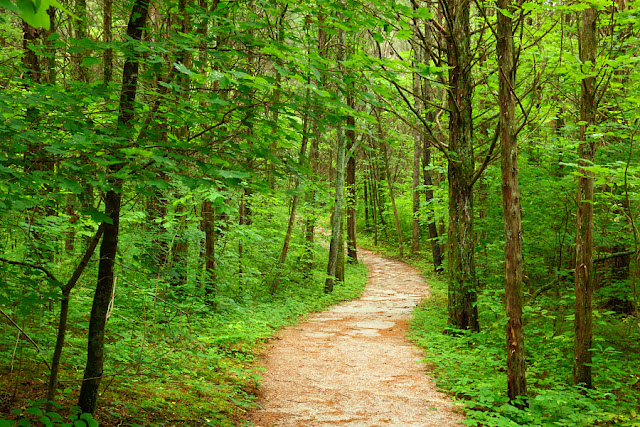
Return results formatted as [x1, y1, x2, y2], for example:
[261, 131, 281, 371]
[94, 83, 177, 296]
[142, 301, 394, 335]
[271, 108, 310, 293]
[411, 27, 423, 255]
[103, 0, 113, 84]
[574, 4, 597, 389]
[423, 143, 444, 272]
[445, 0, 479, 332]
[78, 0, 150, 414]
[324, 22, 346, 294]
[497, 0, 527, 403]
[346, 96, 358, 263]
[202, 200, 216, 299]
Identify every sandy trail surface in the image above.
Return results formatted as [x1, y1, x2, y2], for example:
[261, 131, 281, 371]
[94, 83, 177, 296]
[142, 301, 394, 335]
[248, 249, 464, 427]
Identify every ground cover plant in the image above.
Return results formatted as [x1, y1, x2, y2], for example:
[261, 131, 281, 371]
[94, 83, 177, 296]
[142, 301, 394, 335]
[1, 209, 368, 425]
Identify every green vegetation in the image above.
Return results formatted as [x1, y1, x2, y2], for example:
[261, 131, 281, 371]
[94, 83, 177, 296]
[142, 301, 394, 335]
[2, 0, 640, 425]
[1, 201, 368, 425]
[411, 274, 640, 427]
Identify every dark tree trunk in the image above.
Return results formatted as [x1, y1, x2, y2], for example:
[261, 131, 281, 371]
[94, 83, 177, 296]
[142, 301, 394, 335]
[47, 226, 104, 411]
[445, 0, 479, 332]
[574, 4, 597, 389]
[497, 0, 527, 403]
[383, 142, 404, 257]
[78, 0, 150, 414]
[364, 178, 370, 231]
[103, 0, 113, 84]
[411, 30, 422, 255]
[74, 0, 89, 83]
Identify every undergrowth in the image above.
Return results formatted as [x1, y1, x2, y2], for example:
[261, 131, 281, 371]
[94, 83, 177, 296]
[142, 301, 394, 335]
[0, 262, 368, 427]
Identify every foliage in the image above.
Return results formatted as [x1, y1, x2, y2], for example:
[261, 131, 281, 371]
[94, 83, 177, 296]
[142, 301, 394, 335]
[408, 269, 640, 426]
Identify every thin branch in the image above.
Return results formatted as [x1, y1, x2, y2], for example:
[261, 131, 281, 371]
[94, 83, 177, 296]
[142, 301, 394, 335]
[0, 257, 59, 284]
[0, 308, 51, 371]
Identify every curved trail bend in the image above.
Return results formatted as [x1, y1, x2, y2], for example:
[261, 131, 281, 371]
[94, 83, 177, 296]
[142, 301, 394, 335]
[249, 249, 464, 427]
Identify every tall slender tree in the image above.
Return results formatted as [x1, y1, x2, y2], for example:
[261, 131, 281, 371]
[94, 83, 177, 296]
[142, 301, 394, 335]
[78, 0, 150, 414]
[325, 8, 347, 293]
[573, 2, 597, 389]
[496, 0, 527, 403]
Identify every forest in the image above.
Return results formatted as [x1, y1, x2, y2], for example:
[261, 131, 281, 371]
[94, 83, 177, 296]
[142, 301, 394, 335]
[0, 0, 639, 425]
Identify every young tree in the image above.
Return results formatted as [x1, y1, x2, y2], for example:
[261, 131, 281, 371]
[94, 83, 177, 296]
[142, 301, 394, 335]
[78, 0, 150, 414]
[325, 11, 347, 293]
[496, 0, 526, 403]
[573, 2, 597, 389]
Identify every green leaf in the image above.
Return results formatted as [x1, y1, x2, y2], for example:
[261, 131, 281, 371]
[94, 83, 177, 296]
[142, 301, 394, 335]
[497, 7, 513, 18]
[395, 29, 413, 40]
[173, 61, 194, 76]
[0, 0, 20, 13]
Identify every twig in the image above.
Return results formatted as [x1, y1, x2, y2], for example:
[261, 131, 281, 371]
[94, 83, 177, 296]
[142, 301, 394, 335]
[0, 308, 51, 371]
[0, 257, 59, 284]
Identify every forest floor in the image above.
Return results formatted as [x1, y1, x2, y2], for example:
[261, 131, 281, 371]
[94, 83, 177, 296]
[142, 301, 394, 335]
[247, 249, 465, 427]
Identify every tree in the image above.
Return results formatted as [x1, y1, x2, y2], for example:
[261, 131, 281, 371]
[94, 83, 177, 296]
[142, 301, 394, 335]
[496, 0, 526, 403]
[325, 10, 347, 294]
[442, 0, 479, 331]
[573, 1, 597, 389]
[77, 0, 150, 414]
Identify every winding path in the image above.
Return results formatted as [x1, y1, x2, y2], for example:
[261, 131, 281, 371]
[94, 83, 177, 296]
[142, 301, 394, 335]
[249, 249, 464, 426]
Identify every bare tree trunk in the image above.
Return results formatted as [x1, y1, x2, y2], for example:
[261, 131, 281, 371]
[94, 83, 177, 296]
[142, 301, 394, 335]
[346, 96, 358, 263]
[74, 0, 88, 83]
[423, 143, 444, 272]
[497, 0, 527, 403]
[324, 22, 346, 294]
[103, 0, 113, 84]
[78, 0, 150, 414]
[411, 29, 422, 254]
[271, 108, 310, 293]
[574, 4, 597, 389]
[304, 131, 320, 276]
[445, 0, 479, 332]
[202, 200, 216, 299]
[364, 177, 370, 231]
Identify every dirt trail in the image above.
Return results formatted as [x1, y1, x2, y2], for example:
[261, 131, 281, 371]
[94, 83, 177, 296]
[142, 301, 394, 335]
[248, 249, 464, 427]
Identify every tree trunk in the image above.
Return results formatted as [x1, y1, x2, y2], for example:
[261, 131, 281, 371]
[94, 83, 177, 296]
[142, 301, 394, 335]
[574, 4, 597, 389]
[411, 32, 422, 254]
[271, 108, 310, 293]
[103, 0, 113, 84]
[445, 0, 479, 332]
[74, 0, 88, 83]
[47, 226, 104, 411]
[78, 0, 149, 414]
[202, 200, 216, 299]
[346, 97, 358, 263]
[497, 0, 527, 403]
[423, 143, 444, 272]
[324, 23, 346, 294]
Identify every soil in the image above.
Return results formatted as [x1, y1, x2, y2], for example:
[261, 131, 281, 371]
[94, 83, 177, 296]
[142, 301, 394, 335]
[248, 249, 465, 427]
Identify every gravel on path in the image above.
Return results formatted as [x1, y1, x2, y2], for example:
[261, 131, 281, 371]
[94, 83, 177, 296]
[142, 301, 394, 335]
[248, 249, 465, 427]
